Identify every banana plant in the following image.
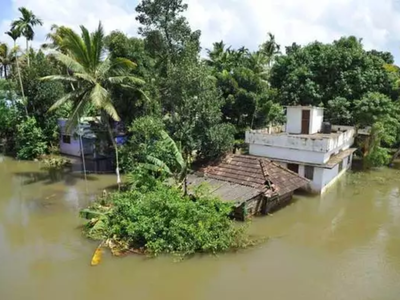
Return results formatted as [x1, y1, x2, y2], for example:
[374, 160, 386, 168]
[142, 130, 189, 194]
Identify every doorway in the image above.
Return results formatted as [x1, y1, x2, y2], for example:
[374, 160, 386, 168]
[301, 110, 310, 134]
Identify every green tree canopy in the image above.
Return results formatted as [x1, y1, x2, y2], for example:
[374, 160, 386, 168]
[270, 36, 397, 107]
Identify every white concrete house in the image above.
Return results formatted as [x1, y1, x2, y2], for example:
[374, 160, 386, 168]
[58, 119, 96, 157]
[245, 106, 356, 194]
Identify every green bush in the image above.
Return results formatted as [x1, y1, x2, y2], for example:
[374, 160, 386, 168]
[199, 123, 236, 160]
[119, 116, 178, 172]
[15, 117, 47, 160]
[0, 100, 19, 152]
[81, 182, 254, 257]
[40, 155, 71, 170]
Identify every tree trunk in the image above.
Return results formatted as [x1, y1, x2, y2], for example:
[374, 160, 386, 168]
[14, 42, 27, 116]
[105, 114, 121, 190]
[389, 147, 400, 166]
[26, 39, 30, 67]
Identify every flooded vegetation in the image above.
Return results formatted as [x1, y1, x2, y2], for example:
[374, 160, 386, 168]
[1, 156, 400, 299]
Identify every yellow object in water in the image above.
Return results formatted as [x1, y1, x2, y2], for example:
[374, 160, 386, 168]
[91, 245, 103, 266]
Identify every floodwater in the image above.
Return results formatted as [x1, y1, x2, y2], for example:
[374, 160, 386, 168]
[1, 156, 400, 300]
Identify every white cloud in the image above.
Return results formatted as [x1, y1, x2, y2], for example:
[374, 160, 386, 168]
[1, 0, 400, 60]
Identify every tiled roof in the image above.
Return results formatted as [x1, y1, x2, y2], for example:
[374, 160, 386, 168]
[204, 155, 309, 196]
[186, 175, 261, 205]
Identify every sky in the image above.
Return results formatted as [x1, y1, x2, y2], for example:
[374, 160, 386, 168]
[1, 0, 400, 61]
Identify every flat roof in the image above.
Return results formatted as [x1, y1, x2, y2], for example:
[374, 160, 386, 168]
[285, 106, 324, 110]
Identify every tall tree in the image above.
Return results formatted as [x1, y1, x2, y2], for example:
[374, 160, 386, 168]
[353, 92, 400, 168]
[11, 7, 43, 66]
[41, 24, 70, 52]
[136, 0, 201, 75]
[5, 29, 26, 110]
[0, 43, 13, 79]
[42, 22, 145, 186]
[270, 36, 396, 107]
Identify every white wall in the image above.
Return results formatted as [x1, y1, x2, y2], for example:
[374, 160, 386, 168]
[286, 106, 324, 134]
[286, 107, 302, 134]
[60, 137, 81, 156]
[310, 108, 324, 134]
[249, 144, 327, 164]
[246, 131, 329, 152]
[246, 127, 355, 162]
[316, 153, 353, 193]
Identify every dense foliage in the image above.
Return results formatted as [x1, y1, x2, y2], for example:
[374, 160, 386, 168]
[81, 181, 253, 257]
[270, 37, 397, 108]
[2, 1, 400, 262]
[3, 2, 397, 167]
[15, 117, 47, 160]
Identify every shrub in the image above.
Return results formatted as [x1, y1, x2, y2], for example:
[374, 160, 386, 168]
[199, 123, 236, 160]
[81, 182, 254, 257]
[15, 117, 47, 160]
[119, 116, 178, 172]
[0, 100, 19, 152]
[40, 155, 71, 170]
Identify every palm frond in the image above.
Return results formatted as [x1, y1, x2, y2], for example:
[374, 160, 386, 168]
[113, 57, 137, 69]
[73, 72, 96, 84]
[90, 83, 109, 108]
[89, 84, 120, 121]
[91, 22, 105, 67]
[80, 25, 92, 68]
[65, 95, 90, 133]
[102, 101, 120, 121]
[40, 75, 77, 82]
[97, 57, 112, 78]
[48, 90, 81, 112]
[51, 52, 85, 73]
[61, 28, 90, 68]
[108, 76, 145, 85]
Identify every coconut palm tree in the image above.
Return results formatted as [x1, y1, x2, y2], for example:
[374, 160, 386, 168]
[5, 29, 27, 113]
[259, 33, 281, 67]
[41, 24, 70, 53]
[42, 22, 145, 187]
[0, 43, 13, 79]
[11, 7, 43, 66]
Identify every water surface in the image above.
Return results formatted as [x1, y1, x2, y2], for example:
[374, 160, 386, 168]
[1, 156, 400, 300]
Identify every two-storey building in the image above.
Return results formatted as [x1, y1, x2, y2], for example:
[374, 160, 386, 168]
[245, 106, 356, 194]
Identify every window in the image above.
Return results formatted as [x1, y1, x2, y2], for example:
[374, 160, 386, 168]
[347, 155, 351, 165]
[62, 135, 71, 144]
[338, 160, 343, 173]
[304, 165, 314, 180]
[287, 163, 299, 174]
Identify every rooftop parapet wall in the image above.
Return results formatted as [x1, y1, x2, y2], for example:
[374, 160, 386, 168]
[246, 126, 355, 154]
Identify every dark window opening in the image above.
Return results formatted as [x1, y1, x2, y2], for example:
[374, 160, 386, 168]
[338, 160, 343, 173]
[304, 165, 314, 180]
[287, 163, 299, 174]
[62, 135, 71, 144]
[347, 155, 351, 165]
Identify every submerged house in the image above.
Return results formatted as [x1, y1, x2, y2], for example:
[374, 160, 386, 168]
[245, 106, 356, 194]
[58, 118, 127, 157]
[58, 118, 97, 157]
[188, 155, 309, 220]
[58, 118, 127, 173]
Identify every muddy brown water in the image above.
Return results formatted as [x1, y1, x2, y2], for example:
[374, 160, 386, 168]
[1, 156, 400, 300]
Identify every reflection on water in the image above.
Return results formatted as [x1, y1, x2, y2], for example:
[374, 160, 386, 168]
[0, 155, 400, 300]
